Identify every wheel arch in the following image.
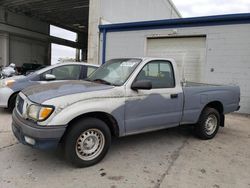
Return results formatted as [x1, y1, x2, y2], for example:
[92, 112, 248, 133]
[8, 91, 19, 108]
[201, 101, 225, 127]
[60, 111, 120, 143]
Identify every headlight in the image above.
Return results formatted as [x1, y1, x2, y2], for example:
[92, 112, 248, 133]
[27, 104, 54, 121]
[0, 79, 15, 88]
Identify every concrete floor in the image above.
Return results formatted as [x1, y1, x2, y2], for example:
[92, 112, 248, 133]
[0, 109, 250, 188]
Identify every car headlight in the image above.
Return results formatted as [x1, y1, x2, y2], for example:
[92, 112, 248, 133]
[27, 104, 54, 121]
[0, 79, 15, 88]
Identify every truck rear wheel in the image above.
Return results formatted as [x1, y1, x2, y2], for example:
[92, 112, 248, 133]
[64, 118, 111, 167]
[194, 107, 220, 140]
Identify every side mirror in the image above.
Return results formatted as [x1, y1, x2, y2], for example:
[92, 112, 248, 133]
[131, 80, 152, 90]
[44, 74, 56, 81]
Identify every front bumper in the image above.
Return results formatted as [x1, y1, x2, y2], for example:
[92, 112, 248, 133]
[12, 109, 67, 149]
[0, 87, 14, 108]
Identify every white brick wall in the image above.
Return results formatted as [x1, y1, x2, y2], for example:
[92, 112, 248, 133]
[88, 0, 181, 65]
[103, 24, 250, 113]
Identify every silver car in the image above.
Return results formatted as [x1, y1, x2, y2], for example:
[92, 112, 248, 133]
[0, 62, 99, 110]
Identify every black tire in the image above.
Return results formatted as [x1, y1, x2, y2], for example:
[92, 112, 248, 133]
[8, 93, 17, 112]
[64, 118, 111, 167]
[194, 107, 220, 140]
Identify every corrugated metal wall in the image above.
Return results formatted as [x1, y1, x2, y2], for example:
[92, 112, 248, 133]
[9, 35, 48, 67]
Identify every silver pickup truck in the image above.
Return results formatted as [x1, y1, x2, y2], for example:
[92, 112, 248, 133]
[12, 58, 240, 167]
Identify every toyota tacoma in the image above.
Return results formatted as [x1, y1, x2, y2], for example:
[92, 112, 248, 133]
[12, 58, 240, 167]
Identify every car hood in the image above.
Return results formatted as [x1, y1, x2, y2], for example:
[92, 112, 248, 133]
[22, 80, 114, 103]
[4, 75, 26, 81]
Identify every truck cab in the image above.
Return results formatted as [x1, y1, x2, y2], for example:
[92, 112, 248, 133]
[12, 58, 240, 167]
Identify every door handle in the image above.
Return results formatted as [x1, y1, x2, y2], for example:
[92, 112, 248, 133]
[170, 94, 178, 99]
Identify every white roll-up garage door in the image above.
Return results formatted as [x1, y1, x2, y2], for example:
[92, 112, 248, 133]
[147, 37, 206, 82]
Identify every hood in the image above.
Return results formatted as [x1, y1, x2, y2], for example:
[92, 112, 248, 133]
[4, 75, 26, 81]
[22, 80, 113, 103]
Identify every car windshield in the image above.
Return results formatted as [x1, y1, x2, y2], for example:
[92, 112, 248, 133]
[88, 58, 141, 86]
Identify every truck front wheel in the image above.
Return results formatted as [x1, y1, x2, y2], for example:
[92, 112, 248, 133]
[64, 118, 111, 167]
[194, 107, 220, 140]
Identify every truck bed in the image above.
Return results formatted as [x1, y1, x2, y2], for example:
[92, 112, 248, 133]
[180, 82, 240, 125]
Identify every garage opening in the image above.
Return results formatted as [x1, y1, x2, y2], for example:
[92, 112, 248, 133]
[50, 25, 78, 65]
[0, 0, 89, 68]
[147, 36, 206, 82]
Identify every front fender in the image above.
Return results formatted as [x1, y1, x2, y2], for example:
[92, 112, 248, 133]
[41, 96, 126, 136]
[0, 87, 14, 108]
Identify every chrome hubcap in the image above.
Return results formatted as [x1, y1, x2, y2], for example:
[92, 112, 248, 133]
[76, 129, 105, 161]
[205, 114, 218, 135]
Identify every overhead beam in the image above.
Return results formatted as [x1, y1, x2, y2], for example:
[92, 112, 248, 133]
[0, 0, 89, 33]
[1, 0, 87, 7]
[0, 21, 85, 50]
[50, 21, 88, 34]
[49, 36, 83, 49]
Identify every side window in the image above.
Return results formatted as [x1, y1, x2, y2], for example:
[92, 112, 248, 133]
[136, 61, 175, 88]
[86, 66, 97, 77]
[51, 65, 81, 80]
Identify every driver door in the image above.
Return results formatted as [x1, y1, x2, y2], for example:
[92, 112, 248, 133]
[125, 60, 183, 135]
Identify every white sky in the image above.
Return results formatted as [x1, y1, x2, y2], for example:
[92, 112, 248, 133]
[51, 0, 250, 64]
[51, 44, 76, 65]
[172, 0, 250, 17]
[50, 25, 77, 65]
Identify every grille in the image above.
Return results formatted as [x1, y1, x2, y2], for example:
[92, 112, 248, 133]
[16, 95, 24, 114]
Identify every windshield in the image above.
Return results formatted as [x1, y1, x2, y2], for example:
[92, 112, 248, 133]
[88, 58, 141, 86]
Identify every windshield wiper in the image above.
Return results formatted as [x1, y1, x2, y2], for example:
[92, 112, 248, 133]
[93, 79, 114, 86]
